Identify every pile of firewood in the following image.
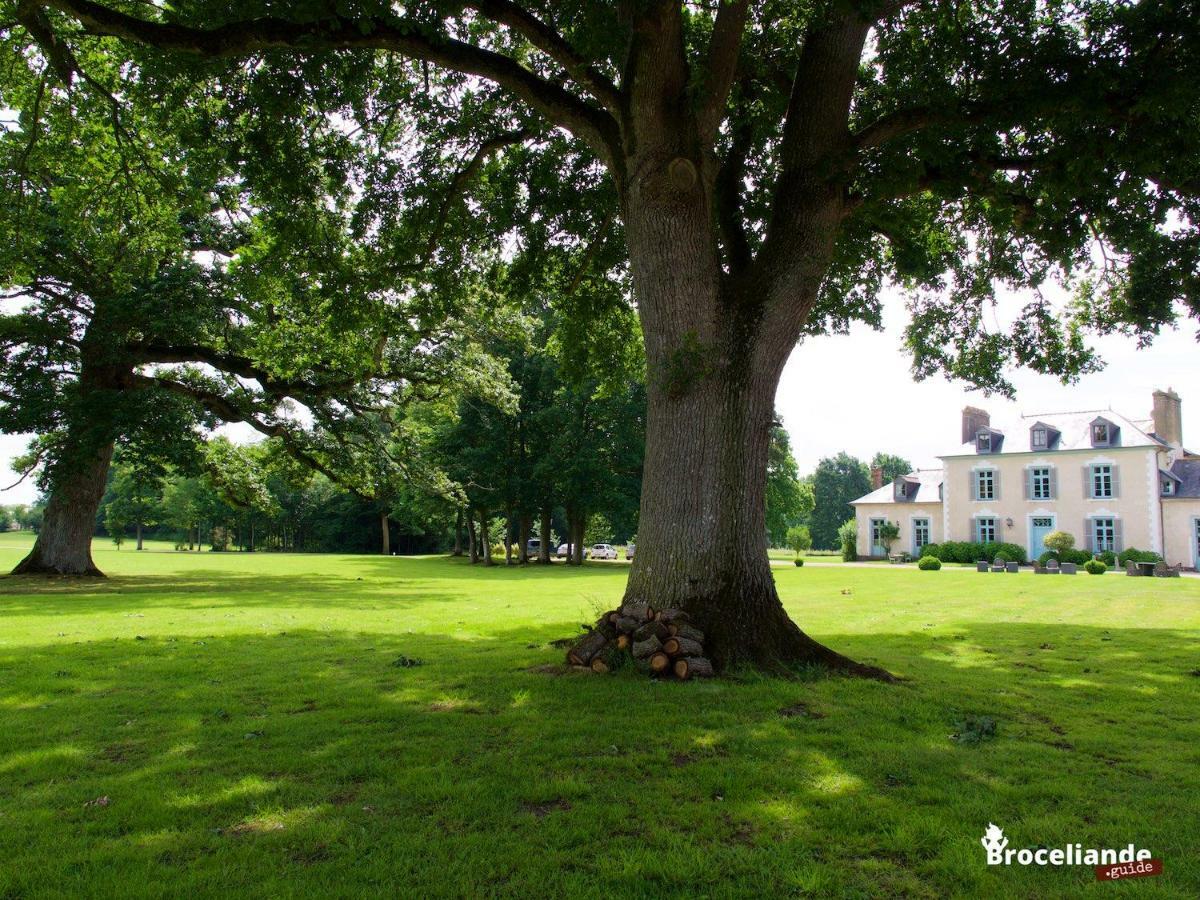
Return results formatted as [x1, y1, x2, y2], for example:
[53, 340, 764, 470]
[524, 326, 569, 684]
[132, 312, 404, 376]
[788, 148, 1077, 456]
[565, 601, 714, 679]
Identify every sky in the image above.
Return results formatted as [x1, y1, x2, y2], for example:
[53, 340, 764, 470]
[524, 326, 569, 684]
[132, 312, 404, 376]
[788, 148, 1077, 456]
[1, 287, 1195, 506]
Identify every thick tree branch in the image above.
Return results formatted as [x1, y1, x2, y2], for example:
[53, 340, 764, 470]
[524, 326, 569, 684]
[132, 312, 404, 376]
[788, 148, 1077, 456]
[38, 0, 622, 166]
[466, 0, 623, 115]
[695, 0, 749, 146]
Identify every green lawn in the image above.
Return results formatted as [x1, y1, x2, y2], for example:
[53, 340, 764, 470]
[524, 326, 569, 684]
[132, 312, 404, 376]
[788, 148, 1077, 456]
[1, 533, 1198, 897]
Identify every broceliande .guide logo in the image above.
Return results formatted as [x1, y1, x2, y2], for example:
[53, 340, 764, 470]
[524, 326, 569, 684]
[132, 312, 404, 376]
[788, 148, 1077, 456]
[981, 824, 1163, 881]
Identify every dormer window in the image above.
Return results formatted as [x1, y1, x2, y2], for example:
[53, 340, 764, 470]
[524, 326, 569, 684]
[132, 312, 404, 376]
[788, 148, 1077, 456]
[1162, 477, 1175, 496]
[977, 430, 992, 453]
[1031, 427, 1047, 449]
[1090, 417, 1119, 447]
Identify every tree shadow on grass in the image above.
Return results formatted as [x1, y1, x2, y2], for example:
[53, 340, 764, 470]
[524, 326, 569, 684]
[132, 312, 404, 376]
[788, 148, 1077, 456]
[0, 619, 1197, 896]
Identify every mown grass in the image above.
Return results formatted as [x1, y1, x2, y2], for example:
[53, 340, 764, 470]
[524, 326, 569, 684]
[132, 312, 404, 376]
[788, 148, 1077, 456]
[1, 532, 1198, 898]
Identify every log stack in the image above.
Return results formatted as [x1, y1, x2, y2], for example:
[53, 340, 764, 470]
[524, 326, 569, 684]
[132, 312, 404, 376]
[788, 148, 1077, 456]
[565, 602, 714, 679]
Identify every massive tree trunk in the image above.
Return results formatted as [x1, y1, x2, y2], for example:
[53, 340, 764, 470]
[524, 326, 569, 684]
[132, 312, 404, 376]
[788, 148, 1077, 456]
[12, 439, 114, 576]
[615, 41, 889, 677]
[11, 354, 133, 577]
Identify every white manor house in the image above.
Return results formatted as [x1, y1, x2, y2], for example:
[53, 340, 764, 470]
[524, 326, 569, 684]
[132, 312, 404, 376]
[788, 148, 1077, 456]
[851, 389, 1200, 566]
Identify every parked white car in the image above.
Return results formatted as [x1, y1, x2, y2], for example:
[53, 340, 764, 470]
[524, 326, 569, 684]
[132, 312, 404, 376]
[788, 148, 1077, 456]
[556, 543, 589, 559]
[590, 543, 619, 560]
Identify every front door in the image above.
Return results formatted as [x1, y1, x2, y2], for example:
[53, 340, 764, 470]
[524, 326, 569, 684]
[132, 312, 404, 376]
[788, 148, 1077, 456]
[1030, 516, 1055, 559]
[870, 518, 886, 557]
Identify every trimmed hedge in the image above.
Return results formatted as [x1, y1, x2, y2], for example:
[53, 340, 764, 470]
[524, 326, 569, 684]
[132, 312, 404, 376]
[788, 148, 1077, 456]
[923, 541, 1027, 564]
[1118, 547, 1163, 565]
[917, 555, 942, 571]
[1038, 548, 1092, 566]
[1084, 559, 1107, 575]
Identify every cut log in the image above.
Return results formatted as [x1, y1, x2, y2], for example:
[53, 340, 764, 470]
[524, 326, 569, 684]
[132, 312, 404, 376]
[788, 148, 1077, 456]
[667, 623, 705, 642]
[566, 630, 609, 666]
[596, 620, 618, 640]
[616, 634, 631, 650]
[673, 657, 714, 679]
[597, 645, 625, 673]
[633, 620, 669, 642]
[606, 611, 622, 625]
[632, 634, 662, 659]
[649, 651, 671, 674]
[619, 601, 652, 622]
[656, 608, 689, 624]
[662, 636, 704, 658]
[613, 616, 641, 634]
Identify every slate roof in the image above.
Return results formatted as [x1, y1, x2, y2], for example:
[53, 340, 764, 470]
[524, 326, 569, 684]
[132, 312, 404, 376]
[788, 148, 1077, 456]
[944, 409, 1163, 456]
[1167, 458, 1200, 498]
[851, 469, 943, 505]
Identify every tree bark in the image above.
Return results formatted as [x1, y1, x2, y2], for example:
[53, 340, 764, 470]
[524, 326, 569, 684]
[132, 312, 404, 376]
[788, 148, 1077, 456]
[467, 510, 479, 564]
[135, 520, 143, 551]
[380, 510, 391, 555]
[539, 507, 552, 564]
[12, 439, 114, 576]
[452, 508, 463, 556]
[616, 136, 891, 679]
[479, 513, 493, 567]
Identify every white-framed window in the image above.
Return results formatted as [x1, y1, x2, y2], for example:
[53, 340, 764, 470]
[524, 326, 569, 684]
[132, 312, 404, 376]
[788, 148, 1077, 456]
[1162, 476, 1175, 496]
[1032, 427, 1047, 449]
[1093, 518, 1116, 552]
[976, 469, 996, 500]
[1092, 422, 1111, 445]
[977, 431, 992, 453]
[913, 519, 930, 554]
[1031, 466, 1052, 500]
[1091, 464, 1113, 499]
[976, 517, 997, 544]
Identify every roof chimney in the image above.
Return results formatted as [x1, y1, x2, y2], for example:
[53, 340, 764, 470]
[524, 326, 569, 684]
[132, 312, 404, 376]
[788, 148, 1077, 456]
[1152, 388, 1182, 447]
[870, 466, 884, 490]
[962, 406, 990, 445]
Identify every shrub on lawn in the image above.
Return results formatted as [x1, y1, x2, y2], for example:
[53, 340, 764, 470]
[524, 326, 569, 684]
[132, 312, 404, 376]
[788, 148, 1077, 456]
[1117, 547, 1163, 565]
[1043, 530, 1076, 555]
[1097, 550, 1117, 567]
[838, 519, 858, 562]
[918, 555, 942, 571]
[793, 558, 804, 567]
[1085, 559, 1107, 575]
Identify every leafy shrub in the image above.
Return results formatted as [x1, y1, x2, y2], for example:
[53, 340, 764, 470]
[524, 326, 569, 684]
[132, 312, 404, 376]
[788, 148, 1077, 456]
[1043, 530, 1076, 554]
[1097, 550, 1117, 566]
[1084, 559, 1107, 575]
[837, 519, 858, 562]
[983, 541, 1027, 564]
[793, 558, 804, 567]
[918, 555, 942, 571]
[1039, 548, 1092, 566]
[928, 541, 1025, 564]
[1117, 547, 1162, 565]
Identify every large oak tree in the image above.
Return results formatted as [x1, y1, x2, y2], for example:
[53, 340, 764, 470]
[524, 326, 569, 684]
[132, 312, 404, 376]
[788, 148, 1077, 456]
[8, 0, 1200, 674]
